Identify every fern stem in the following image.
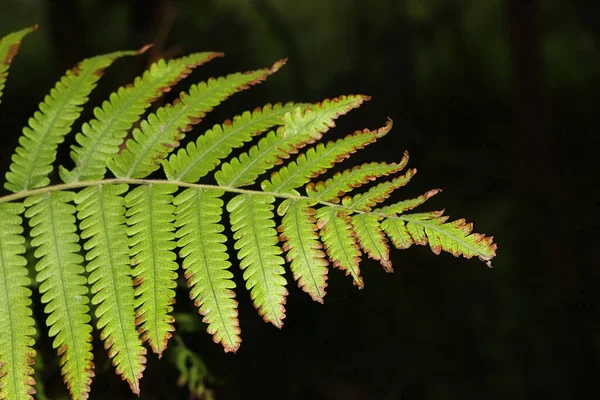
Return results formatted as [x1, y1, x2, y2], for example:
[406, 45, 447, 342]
[0, 178, 493, 263]
[0, 177, 436, 218]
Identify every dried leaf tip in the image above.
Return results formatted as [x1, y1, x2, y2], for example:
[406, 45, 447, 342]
[270, 58, 288, 73]
[136, 43, 154, 55]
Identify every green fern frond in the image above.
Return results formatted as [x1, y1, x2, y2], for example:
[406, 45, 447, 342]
[263, 120, 393, 194]
[125, 184, 178, 357]
[307, 160, 407, 203]
[0, 25, 36, 103]
[24, 192, 93, 400]
[174, 188, 241, 352]
[164, 102, 307, 182]
[0, 26, 498, 400]
[215, 95, 368, 188]
[278, 200, 329, 303]
[0, 203, 36, 400]
[60, 52, 221, 183]
[317, 208, 363, 288]
[75, 184, 146, 394]
[4, 48, 143, 193]
[377, 188, 441, 215]
[385, 211, 496, 266]
[343, 168, 416, 211]
[228, 194, 287, 327]
[351, 213, 392, 271]
[282, 95, 369, 141]
[108, 60, 285, 179]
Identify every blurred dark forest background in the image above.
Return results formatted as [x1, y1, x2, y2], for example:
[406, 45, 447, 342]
[0, 0, 598, 399]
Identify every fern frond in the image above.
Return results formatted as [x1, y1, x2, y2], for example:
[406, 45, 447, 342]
[351, 214, 392, 272]
[174, 188, 241, 352]
[61, 52, 221, 183]
[316, 208, 363, 288]
[343, 168, 416, 211]
[216, 95, 368, 188]
[278, 200, 328, 303]
[164, 102, 307, 182]
[75, 185, 146, 394]
[0, 25, 36, 103]
[228, 194, 287, 327]
[282, 95, 369, 141]
[307, 160, 407, 203]
[393, 212, 496, 266]
[108, 60, 285, 179]
[0, 27, 499, 400]
[0, 203, 36, 400]
[262, 120, 393, 194]
[376, 189, 441, 215]
[125, 184, 178, 357]
[24, 192, 93, 399]
[4, 49, 142, 193]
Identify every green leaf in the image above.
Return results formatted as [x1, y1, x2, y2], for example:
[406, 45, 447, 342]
[380, 217, 414, 250]
[4, 48, 141, 193]
[24, 191, 93, 399]
[343, 168, 416, 211]
[307, 160, 407, 203]
[108, 60, 284, 179]
[164, 102, 307, 182]
[351, 213, 392, 271]
[0, 203, 36, 400]
[174, 188, 241, 352]
[227, 194, 287, 327]
[399, 211, 496, 266]
[216, 95, 368, 188]
[316, 207, 363, 288]
[61, 52, 221, 183]
[262, 120, 392, 194]
[278, 200, 329, 303]
[75, 184, 146, 394]
[376, 188, 441, 215]
[125, 184, 178, 357]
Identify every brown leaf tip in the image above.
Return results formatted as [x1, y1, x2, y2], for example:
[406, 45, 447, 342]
[270, 58, 288, 73]
[136, 43, 154, 55]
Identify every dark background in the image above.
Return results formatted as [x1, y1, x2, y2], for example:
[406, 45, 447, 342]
[0, 0, 598, 399]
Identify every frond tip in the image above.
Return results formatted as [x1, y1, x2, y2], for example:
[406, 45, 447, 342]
[382, 211, 497, 266]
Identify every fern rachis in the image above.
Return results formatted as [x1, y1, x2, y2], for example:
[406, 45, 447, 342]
[0, 26, 497, 400]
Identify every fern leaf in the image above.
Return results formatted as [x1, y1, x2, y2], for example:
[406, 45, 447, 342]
[262, 120, 392, 194]
[24, 192, 93, 399]
[283, 95, 369, 141]
[0, 25, 36, 104]
[108, 60, 285, 179]
[380, 218, 414, 250]
[4, 49, 142, 193]
[227, 194, 287, 327]
[343, 168, 416, 211]
[61, 52, 221, 183]
[398, 212, 496, 265]
[0, 203, 36, 400]
[173, 188, 241, 352]
[75, 184, 146, 395]
[164, 102, 307, 182]
[216, 95, 368, 188]
[351, 213, 392, 272]
[376, 189, 441, 215]
[316, 207, 363, 288]
[278, 200, 328, 303]
[125, 184, 178, 357]
[307, 160, 407, 203]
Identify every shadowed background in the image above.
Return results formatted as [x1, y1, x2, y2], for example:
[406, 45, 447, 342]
[0, 0, 598, 399]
